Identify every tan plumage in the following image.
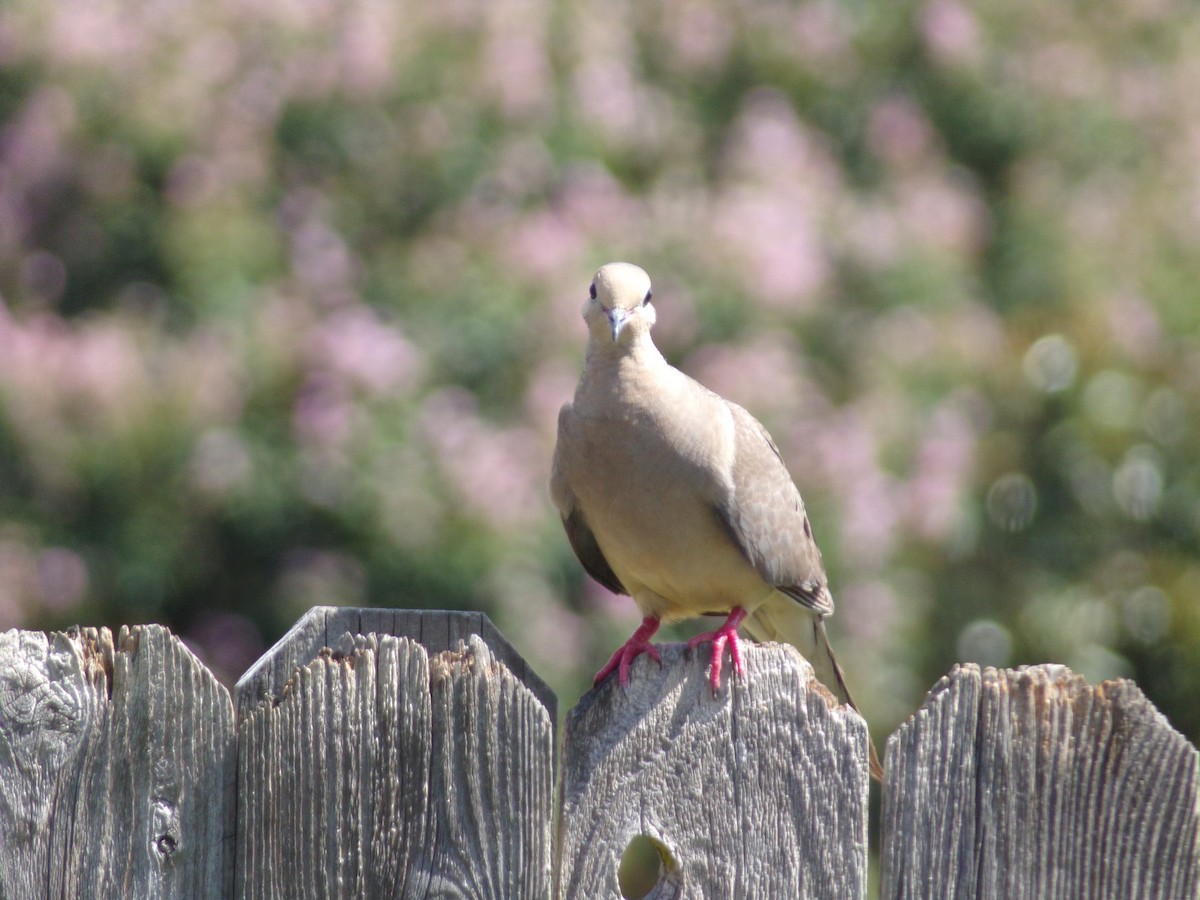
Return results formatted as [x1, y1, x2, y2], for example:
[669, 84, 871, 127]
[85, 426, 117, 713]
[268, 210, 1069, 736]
[552, 261, 883, 782]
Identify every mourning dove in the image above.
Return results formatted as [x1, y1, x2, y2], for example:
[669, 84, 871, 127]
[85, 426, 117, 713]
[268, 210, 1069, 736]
[551, 262, 883, 782]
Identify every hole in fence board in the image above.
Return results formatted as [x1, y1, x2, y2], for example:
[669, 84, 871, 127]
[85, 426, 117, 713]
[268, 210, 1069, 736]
[619, 834, 680, 899]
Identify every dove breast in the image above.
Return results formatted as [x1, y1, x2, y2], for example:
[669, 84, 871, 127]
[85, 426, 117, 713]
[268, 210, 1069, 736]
[554, 357, 777, 622]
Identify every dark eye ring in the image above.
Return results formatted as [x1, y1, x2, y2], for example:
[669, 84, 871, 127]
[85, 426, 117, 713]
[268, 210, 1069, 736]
[589, 283, 597, 300]
[643, 289, 652, 305]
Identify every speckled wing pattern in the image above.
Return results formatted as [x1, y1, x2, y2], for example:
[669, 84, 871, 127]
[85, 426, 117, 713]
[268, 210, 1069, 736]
[714, 402, 834, 616]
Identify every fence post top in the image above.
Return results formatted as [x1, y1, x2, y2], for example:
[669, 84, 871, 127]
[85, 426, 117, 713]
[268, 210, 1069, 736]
[233, 606, 556, 722]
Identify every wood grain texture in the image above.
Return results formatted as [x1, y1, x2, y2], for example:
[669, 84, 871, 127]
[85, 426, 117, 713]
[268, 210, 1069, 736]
[0, 625, 235, 899]
[880, 663, 1200, 900]
[235, 607, 555, 729]
[235, 632, 554, 899]
[557, 642, 870, 899]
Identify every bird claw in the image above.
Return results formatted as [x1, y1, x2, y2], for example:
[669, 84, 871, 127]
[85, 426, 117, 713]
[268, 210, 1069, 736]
[594, 616, 662, 688]
[687, 607, 748, 694]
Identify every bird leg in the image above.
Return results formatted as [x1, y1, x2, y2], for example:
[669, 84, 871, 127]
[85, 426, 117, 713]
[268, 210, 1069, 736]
[687, 607, 748, 693]
[594, 615, 662, 688]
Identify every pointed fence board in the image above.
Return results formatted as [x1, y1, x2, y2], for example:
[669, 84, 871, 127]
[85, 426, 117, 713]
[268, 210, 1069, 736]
[557, 642, 871, 899]
[234, 629, 555, 899]
[2, 612, 1196, 900]
[234, 607, 555, 726]
[880, 663, 1200, 900]
[0, 625, 235, 899]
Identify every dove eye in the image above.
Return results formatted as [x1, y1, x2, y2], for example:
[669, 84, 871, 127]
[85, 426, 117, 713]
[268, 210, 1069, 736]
[589, 283, 597, 300]
[643, 289, 652, 306]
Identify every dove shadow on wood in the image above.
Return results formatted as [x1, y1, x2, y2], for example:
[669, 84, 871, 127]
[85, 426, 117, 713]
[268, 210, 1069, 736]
[235, 628, 555, 899]
[880, 663, 1200, 900]
[557, 642, 870, 899]
[0, 625, 235, 899]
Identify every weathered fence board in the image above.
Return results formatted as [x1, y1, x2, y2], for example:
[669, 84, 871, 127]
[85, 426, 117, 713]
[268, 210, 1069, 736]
[235, 607, 555, 727]
[881, 663, 1200, 900]
[0, 625, 234, 899]
[235, 628, 555, 899]
[3, 611, 1197, 900]
[557, 642, 870, 899]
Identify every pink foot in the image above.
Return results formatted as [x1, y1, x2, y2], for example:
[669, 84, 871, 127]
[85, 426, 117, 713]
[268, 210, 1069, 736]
[687, 607, 748, 694]
[594, 616, 662, 688]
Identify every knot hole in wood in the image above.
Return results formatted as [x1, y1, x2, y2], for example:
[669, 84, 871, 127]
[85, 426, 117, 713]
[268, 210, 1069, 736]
[619, 833, 681, 900]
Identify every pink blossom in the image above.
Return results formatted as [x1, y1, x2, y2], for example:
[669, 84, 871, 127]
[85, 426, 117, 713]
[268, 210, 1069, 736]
[1028, 40, 1103, 100]
[490, 136, 554, 201]
[182, 611, 265, 688]
[573, 54, 641, 143]
[488, 560, 585, 668]
[0, 534, 85, 621]
[419, 388, 548, 530]
[523, 359, 579, 440]
[661, 0, 733, 73]
[1106, 293, 1163, 364]
[520, 603, 585, 670]
[798, 409, 900, 569]
[723, 89, 839, 195]
[45, 3, 140, 67]
[867, 97, 936, 170]
[19, 251, 67, 302]
[838, 580, 901, 645]
[903, 402, 976, 541]
[337, 0, 402, 96]
[684, 333, 809, 421]
[866, 308, 939, 372]
[293, 372, 358, 448]
[506, 209, 586, 280]
[273, 548, 367, 617]
[482, 14, 552, 118]
[0, 537, 36, 627]
[80, 141, 137, 202]
[842, 201, 903, 269]
[0, 86, 75, 195]
[174, 328, 247, 425]
[36, 547, 89, 613]
[189, 429, 253, 497]
[307, 307, 424, 397]
[165, 155, 219, 209]
[64, 321, 150, 429]
[585, 577, 634, 618]
[841, 474, 901, 570]
[894, 171, 989, 256]
[792, 1, 854, 68]
[291, 220, 361, 298]
[711, 188, 829, 308]
[921, 0, 982, 66]
[374, 446, 445, 551]
[559, 164, 644, 243]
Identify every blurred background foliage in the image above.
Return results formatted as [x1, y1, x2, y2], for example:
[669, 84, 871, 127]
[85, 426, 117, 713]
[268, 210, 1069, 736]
[0, 0, 1198, 755]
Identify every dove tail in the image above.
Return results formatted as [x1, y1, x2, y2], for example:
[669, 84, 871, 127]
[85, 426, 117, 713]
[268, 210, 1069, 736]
[745, 604, 885, 782]
[811, 618, 885, 782]
[811, 618, 856, 706]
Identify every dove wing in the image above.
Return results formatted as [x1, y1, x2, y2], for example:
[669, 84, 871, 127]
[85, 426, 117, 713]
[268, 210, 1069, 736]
[713, 401, 834, 616]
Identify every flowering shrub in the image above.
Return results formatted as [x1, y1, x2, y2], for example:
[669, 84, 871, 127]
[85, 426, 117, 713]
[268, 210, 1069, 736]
[0, 0, 1197, 742]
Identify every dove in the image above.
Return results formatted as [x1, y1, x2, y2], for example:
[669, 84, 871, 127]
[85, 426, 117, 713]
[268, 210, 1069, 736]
[551, 261, 883, 781]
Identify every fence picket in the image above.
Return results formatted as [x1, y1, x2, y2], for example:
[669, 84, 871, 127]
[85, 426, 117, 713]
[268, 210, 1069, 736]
[881, 664, 1200, 900]
[0, 625, 234, 899]
[557, 642, 871, 899]
[1, 612, 1196, 900]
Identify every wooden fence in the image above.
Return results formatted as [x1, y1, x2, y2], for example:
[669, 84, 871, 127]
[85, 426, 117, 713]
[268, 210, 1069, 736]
[0, 607, 1196, 898]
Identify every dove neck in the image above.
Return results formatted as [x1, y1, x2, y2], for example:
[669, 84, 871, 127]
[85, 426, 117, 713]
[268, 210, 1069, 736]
[584, 331, 665, 372]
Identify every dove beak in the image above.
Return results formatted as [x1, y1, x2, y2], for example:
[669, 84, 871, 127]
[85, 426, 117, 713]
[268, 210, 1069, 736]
[607, 308, 629, 342]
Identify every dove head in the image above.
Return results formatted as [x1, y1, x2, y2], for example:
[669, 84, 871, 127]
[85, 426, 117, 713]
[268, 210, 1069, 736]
[584, 262, 655, 346]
